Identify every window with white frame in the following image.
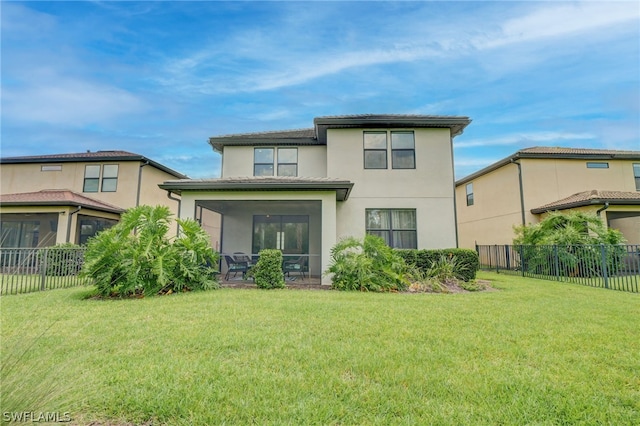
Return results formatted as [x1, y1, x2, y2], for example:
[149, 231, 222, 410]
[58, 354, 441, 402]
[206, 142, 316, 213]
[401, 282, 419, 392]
[365, 208, 417, 249]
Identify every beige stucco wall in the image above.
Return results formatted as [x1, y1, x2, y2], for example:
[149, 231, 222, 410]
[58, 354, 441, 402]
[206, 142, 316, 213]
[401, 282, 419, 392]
[326, 128, 457, 249]
[455, 163, 523, 247]
[456, 158, 640, 247]
[221, 145, 327, 178]
[1, 160, 181, 216]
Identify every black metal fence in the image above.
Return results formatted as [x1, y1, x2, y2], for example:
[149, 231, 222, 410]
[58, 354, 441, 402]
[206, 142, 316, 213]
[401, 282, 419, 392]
[477, 244, 640, 293]
[0, 247, 89, 295]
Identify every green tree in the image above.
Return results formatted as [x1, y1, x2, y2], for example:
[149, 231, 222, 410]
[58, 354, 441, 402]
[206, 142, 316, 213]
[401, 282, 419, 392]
[82, 205, 219, 297]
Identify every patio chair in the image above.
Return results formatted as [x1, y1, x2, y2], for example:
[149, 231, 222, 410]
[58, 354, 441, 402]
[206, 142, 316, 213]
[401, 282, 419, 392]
[283, 256, 307, 280]
[224, 255, 249, 280]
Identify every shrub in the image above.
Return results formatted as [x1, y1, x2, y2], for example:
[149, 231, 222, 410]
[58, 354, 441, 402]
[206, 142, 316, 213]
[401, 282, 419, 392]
[252, 249, 286, 289]
[326, 235, 409, 292]
[82, 205, 219, 297]
[40, 243, 84, 276]
[396, 248, 479, 281]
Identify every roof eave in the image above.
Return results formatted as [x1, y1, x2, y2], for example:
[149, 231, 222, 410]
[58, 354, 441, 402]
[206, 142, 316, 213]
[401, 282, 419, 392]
[0, 200, 123, 214]
[531, 199, 640, 214]
[159, 181, 354, 201]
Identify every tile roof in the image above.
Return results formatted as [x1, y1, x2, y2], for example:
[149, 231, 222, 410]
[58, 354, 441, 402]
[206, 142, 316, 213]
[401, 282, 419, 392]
[531, 190, 640, 214]
[456, 146, 640, 185]
[519, 147, 640, 156]
[0, 190, 124, 214]
[0, 151, 187, 178]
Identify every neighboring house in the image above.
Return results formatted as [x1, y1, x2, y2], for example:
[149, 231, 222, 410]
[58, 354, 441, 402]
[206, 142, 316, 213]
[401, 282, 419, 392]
[0, 151, 187, 248]
[160, 114, 471, 283]
[455, 147, 640, 248]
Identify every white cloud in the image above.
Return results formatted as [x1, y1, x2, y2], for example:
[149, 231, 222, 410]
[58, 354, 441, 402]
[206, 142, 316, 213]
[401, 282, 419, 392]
[455, 132, 597, 149]
[475, 2, 640, 49]
[3, 78, 146, 126]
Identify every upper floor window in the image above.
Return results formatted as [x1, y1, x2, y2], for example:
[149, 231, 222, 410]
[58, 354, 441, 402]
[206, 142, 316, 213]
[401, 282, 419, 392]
[586, 162, 609, 169]
[364, 131, 415, 169]
[363, 132, 388, 169]
[41, 165, 62, 172]
[254, 147, 298, 177]
[366, 208, 417, 249]
[83, 164, 118, 193]
[277, 148, 298, 177]
[466, 183, 474, 206]
[634, 163, 640, 191]
[391, 132, 415, 169]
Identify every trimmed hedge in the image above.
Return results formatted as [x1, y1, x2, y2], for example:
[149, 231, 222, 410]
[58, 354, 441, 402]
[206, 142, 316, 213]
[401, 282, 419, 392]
[396, 248, 479, 281]
[253, 249, 286, 289]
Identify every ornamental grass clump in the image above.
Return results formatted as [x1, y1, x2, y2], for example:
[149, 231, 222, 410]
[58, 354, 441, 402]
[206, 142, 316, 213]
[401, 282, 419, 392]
[82, 205, 219, 297]
[326, 235, 409, 292]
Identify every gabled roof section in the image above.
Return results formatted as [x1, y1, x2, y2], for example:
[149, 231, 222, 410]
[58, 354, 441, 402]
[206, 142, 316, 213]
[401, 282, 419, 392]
[0, 190, 124, 214]
[0, 150, 188, 179]
[160, 176, 354, 201]
[456, 146, 640, 186]
[208, 114, 472, 153]
[209, 129, 318, 153]
[531, 190, 640, 214]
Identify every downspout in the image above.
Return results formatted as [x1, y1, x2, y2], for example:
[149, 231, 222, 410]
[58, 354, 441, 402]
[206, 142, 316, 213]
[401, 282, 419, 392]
[166, 190, 181, 236]
[136, 160, 150, 206]
[66, 206, 82, 243]
[511, 159, 526, 226]
[450, 136, 459, 247]
[596, 202, 609, 218]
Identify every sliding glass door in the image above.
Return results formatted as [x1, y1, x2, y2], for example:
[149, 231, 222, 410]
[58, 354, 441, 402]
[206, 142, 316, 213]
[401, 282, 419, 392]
[252, 215, 309, 255]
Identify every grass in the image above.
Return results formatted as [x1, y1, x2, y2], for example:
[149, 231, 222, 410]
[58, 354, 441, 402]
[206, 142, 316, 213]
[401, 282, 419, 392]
[1, 271, 639, 425]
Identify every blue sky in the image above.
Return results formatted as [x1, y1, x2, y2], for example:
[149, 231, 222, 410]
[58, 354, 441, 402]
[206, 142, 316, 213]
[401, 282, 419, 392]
[2, 1, 639, 180]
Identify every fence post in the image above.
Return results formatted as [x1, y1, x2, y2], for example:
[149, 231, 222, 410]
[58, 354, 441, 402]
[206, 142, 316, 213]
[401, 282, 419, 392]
[494, 245, 499, 273]
[553, 245, 560, 281]
[505, 245, 511, 270]
[600, 244, 609, 289]
[40, 249, 48, 291]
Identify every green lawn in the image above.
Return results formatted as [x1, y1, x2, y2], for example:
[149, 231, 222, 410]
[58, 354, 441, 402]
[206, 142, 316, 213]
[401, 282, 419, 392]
[1, 272, 639, 425]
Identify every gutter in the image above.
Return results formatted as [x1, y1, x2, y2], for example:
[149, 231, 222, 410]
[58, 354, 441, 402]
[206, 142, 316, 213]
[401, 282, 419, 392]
[66, 206, 81, 243]
[596, 202, 610, 218]
[166, 190, 181, 236]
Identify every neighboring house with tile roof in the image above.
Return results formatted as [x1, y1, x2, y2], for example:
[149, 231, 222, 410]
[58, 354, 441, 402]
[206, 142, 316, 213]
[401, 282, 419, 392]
[160, 114, 471, 284]
[0, 151, 188, 248]
[455, 147, 640, 247]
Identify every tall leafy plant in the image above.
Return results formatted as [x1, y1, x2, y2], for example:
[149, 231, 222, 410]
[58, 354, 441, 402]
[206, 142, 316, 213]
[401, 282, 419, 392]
[513, 211, 626, 277]
[82, 205, 219, 297]
[326, 235, 409, 292]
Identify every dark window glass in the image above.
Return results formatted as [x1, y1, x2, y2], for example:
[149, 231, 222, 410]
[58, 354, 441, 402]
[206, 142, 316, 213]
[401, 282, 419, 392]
[101, 165, 118, 192]
[83, 165, 100, 192]
[391, 132, 415, 169]
[254, 148, 275, 176]
[586, 162, 609, 169]
[634, 164, 640, 191]
[364, 132, 388, 169]
[277, 148, 297, 177]
[466, 183, 474, 206]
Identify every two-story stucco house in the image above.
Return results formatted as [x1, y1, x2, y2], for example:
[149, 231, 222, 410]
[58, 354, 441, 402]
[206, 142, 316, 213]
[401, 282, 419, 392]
[160, 114, 471, 283]
[455, 147, 640, 248]
[0, 151, 187, 248]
